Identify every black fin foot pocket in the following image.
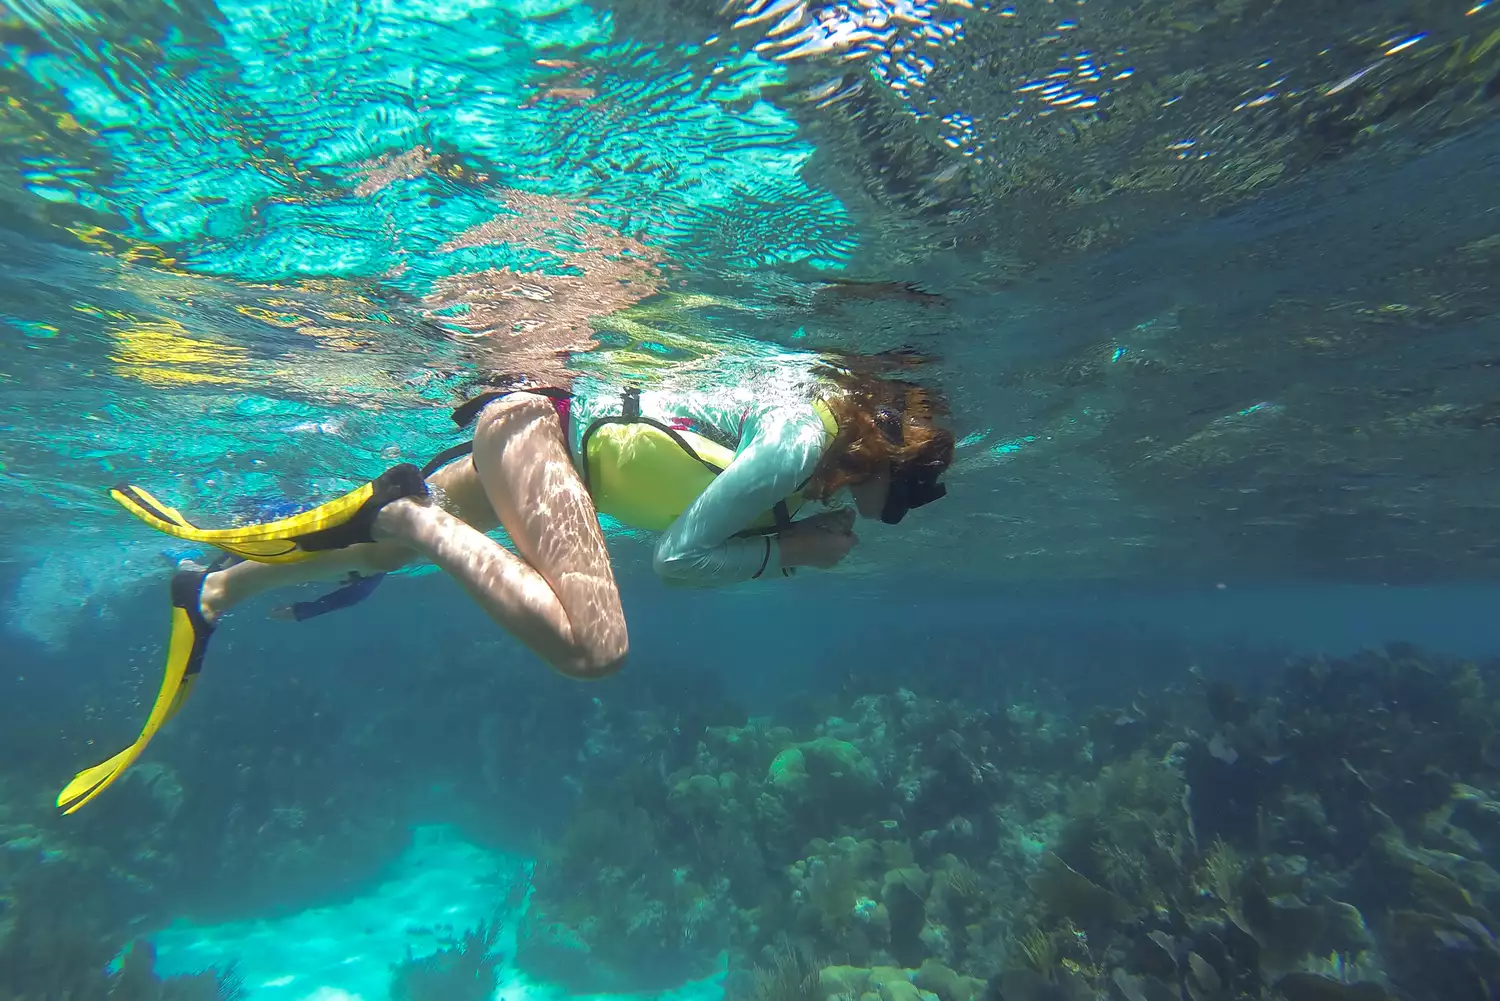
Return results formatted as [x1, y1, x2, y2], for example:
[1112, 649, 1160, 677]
[294, 463, 429, 553]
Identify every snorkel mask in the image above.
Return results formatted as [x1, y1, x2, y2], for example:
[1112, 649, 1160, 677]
[874, 404, 950, 525]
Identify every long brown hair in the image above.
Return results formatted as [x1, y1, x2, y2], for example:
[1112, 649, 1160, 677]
[805, 358, 955, 501]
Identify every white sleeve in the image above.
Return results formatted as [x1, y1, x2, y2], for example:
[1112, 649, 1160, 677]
[652, 405, 828, 584]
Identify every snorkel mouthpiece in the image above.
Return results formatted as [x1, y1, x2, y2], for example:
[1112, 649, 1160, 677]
[880, 467, 948, 524]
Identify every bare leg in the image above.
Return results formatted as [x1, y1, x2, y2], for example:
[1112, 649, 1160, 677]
[197, 544, 411, 622]
[195, 450, 501, 622]
[373, 393, 628, 679]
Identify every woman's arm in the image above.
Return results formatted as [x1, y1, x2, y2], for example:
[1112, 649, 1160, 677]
[652, 406, 829, 583]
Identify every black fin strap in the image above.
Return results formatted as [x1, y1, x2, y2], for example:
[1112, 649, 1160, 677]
[296, 464, 429, 553]
[421, 442, 475, 478]
[622, 386, 641, 418]
[169, 570, 215, 678]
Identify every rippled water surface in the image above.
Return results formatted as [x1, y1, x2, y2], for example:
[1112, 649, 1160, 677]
[3, 0, 1499, 589]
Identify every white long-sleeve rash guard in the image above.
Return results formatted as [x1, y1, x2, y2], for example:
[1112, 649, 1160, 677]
[566, 383, 833, 584]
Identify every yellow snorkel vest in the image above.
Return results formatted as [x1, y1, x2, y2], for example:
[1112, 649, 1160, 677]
[439, 386, 839, 533]
[581, 391, 839, 533]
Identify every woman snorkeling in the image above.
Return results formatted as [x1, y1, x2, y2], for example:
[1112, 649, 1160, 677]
[58, 361, 955, 813]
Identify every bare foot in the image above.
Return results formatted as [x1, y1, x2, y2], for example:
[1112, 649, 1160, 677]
[371, 494, 429, 542]
[197, 571, 228, 626]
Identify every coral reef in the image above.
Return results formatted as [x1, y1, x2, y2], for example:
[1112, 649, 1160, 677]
[6, 626, 1500, 1001]
[516, 647, 1500, 1001]
[0, 899, 242, 1001]
[748, 944, 825, 1001]
[388, 912, 505, 1001]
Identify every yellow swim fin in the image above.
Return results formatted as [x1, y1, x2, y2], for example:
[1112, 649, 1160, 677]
[111, 463, 428, 565]
[57, 570, 214, 814]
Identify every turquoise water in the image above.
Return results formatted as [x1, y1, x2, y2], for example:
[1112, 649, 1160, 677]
[5, 1, 1500, 1000]
[5, 0, 1498, 594]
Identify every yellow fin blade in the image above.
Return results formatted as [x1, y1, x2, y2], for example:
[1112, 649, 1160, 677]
[107, 465, 428, 565]
[56, 745, 138, 808]
[57, 604, 202, 813]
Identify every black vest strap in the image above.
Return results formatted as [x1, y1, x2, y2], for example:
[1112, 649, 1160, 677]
[452, 392, 505, 430]
[451, 386, 573, 430]
[430, 387, 575, 477]
[421, 441, 476, 478]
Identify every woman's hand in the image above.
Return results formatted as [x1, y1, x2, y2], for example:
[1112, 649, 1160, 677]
[779, 508, 858, 569]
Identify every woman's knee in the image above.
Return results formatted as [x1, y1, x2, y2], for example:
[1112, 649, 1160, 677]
[472, 392, 560, 445]
[552, 624, 629, 681]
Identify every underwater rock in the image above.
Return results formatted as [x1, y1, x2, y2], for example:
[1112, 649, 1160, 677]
[1377, 830, 1500, 913]
[1204, 680, 1253, 727]
[1026, 853, 1132, 929]
[912, 958, 985, 1001]
[819, 965, 935, 1001]
[785, 838, 917, 965]
[923, 815, 983, 860]
[1383, 907, 1500, 1000]
[821, 964, 873, 998]
[918, 920, 954, 967]
[806, 737, 876, 777]
[129, 763, 185, 822]
[770, 747, 810, 795]
[883, 874, 928, 969]
[1, 928, 239, 1001]
[1273, 972, 1398, 1001]
[1133, 928, 1179, 979]
[804, 738, 880, 791]
[1423, 800, 1486, 858]
[902, 722, 1007, 842]
[989, 968, 1094, 1001]
[669, 772, 725, 816]
[1184, 950, 1223, 1001]
[1236, 879, 1375, 977]
[767, 737, 882, 833]
[389, 914, 503, 1001]
[928, 861, 987, 967]
[513, 919, 600, 992]
[883, 865, 931, 897]
[856, 897, 893, 942]
[1275, 791, 1339, 857]
[1182, 738, 1281, 851]
[1085, 705, 1150, 763]
[1110, 968, 1178, 1001]
[935, 860, 984, 926]
[742, 943, 824, 1001]
[872, 967, 926, 1001]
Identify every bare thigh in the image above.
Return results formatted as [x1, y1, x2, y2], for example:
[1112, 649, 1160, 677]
[469, 392, 627, 670]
